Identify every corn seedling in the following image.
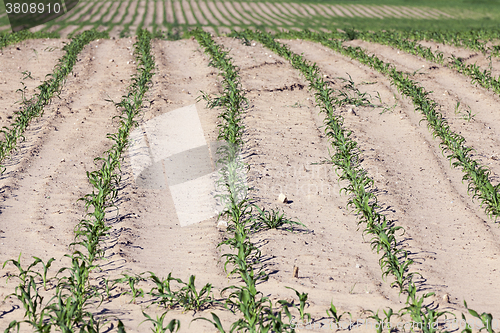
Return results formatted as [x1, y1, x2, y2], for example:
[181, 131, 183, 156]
[326, 301, 351, 324]
[115, 273, 147, 304]
[285, 287, 311, 323]
[141, 311, 181, 333]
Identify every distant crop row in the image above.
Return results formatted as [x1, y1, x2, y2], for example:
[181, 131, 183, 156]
[345, 30, 500, 96]
[0, 0, 453, 37]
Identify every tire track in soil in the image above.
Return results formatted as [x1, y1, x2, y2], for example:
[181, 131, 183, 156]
[99, 38, 234, 332]
[0, 39, 67, 130]
[286, 39, 500, 318]
[344, 40, 500, 197]
[221, 37, 403, 325]
[0, 39, 135, 326]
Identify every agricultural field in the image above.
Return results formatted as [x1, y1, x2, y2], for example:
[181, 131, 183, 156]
[1, 0, 500, 332]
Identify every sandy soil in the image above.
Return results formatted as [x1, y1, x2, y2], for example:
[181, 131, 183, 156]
[253, 2, 287, 26]
[335, 5, 355, 18]
[281, 3, 302, 17]
[379, 5, 406, 18]
[58, 25, 80, 37]
[344, 5, 371, 18]
[265, 2, 292, 23]
[327, 5, 347, 17]
[356, 5, 384, 19]
[77, 1, 106, 23]
[404, 6, 437, 19]
[1, 35, 500, 332]
[122, 0, 138, 25]
[365, 5, 391, 18]
[53, 0, 87, 24]
[232, 2, 262, 25]
[66, 1, 94, 23]
[131, 1, 146, 29]
[310, 4, 334, 18]
[0, 39, 67, 130]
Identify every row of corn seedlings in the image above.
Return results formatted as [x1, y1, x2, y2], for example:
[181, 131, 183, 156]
[187, 28, 309, 332]
[281, 29, 500, 223]
[0, 29, 107, 174]
[396, 28, 500, 57]
[3, 28, 157, 332]
[0, 30, 59, 49]
[346, 30, 500, 97]
[229, 29, 500, 333]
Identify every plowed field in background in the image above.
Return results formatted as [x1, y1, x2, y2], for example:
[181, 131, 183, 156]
[1, 36, 500, 332]
[0, 1, 455, 37]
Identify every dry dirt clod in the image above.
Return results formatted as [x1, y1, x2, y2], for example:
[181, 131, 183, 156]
[278, 193, 288, 203]
[217, 220, 228, 230]
[293, 266, 299, 278]
[442, 293, 450, 303]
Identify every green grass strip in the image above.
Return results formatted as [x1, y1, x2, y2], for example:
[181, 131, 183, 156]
[0, 29, 107, 174]
[0, 30, 59, 49]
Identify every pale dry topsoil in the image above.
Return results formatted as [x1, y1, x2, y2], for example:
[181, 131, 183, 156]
[0, 36, 500, 332]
